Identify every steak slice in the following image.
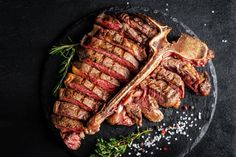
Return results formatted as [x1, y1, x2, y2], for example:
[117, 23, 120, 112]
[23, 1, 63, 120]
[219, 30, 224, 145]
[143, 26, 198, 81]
[89, 25, 146, 62]
[51, 114, 84, 133]
[82, 35, 137, 72]
[64, 73, 109, 101]
[53, 101, 90, 121]
[96, 13, 123, 31]
[96, 13, 148, 44]
[72, 63, 118, 92]
[84, 49, 130, 82]
[84, 58, 128, 83]
[59, 88, 100, 112]
[118, 13, 159, 38]
[161, 58, 211, 96]
[147, 79, 181, 109]
[151, 66, 185, 98]
[60, 131, 85, 150]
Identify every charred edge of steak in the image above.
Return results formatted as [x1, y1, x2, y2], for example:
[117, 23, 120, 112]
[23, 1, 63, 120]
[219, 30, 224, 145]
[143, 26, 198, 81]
[53, 101, 90, 121]
[64, 73, 109, 101]
[59, 88, 100, 112]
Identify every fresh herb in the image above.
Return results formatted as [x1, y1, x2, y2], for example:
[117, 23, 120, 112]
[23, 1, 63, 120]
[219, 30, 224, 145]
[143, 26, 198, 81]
[49, 43, 78, 95]
[90, 129, 152, 157]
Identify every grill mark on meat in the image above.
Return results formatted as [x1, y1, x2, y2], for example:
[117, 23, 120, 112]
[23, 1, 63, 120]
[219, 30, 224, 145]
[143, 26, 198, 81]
[161, 58, 211, 96]
[64, 73, 109, 101]
[147, 79, 181, 109]
[83, 58, 128, 83]
[118, 13, 158, 38]
[89, 25, 146, 62]
[52, 114, 84, 133]
[151, 66, 185, 98]
[95, 13, 148, 44]
[83, 49, 130, 82]
[73, 62, 120, 87]
[82, 36, 137, 72]
[53, 101, 90, 121]
[59, 88, 99, 112]
[72, 64, 117, 92]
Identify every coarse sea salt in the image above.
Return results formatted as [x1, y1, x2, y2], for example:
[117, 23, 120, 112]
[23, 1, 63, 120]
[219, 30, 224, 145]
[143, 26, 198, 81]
[128, 111, 203, 155]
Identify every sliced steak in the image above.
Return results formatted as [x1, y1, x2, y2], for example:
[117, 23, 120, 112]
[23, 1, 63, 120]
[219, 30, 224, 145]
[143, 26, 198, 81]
[118, 13, 158, 38]
[89, 25, 146, 62]
[147, 79, 181, 109]
[51, 114, 84, 133]
[82, 35, 137, 72]
[72, 62, 118, 92]
[53, 101, 90, 121]
[95, 13, 148, 44]
[96, 13, 123, 31]
[83, 49, 130, 82]
[161, 58, 211, 96]
[151, 66, 185, 98]
[83, 58, 128, 83]
[59, 88, 100, 112]
[64, 73, 109, 101]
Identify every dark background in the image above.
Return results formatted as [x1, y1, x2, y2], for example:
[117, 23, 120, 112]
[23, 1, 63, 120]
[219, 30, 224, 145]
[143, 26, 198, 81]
[0, 0, 235, 156]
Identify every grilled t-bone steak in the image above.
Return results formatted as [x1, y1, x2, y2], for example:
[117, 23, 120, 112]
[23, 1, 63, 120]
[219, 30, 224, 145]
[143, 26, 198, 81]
[51, 12, 214, 150]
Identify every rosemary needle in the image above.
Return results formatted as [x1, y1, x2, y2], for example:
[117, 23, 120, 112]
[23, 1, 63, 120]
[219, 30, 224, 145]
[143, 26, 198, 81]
[49, 43, 78, 95]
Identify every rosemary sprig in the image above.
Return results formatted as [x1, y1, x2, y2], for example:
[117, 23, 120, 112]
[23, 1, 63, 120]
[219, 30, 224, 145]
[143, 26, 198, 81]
[49, 43, 78, 95]
[90, 129, 152, 157]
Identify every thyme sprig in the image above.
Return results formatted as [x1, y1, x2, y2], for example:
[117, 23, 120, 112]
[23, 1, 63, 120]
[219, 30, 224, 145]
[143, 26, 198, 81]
[49, 43, 78, 95]
[90, 129, 152, 157]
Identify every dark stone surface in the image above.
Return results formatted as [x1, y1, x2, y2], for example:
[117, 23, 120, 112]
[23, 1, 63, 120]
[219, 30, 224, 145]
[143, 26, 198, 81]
[0, 0, 235, 157]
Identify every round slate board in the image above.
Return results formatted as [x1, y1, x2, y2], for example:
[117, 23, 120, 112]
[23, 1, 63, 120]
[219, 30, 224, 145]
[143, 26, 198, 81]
[40, 5, 217, 157]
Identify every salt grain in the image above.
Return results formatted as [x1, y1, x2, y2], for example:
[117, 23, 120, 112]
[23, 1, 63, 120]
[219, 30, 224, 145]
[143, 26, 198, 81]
[222, 39, 228, 43]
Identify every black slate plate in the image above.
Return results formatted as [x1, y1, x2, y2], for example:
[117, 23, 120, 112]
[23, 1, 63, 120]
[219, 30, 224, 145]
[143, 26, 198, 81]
[40, 5, 217, 157]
